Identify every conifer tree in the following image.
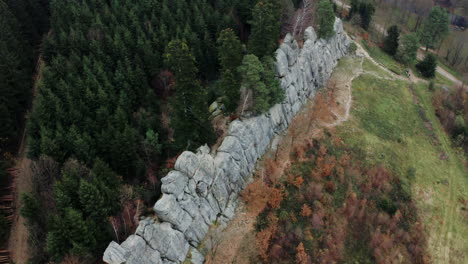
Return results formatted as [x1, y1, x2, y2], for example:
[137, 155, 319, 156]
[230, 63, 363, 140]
[383, 25, 400, 56]
[416, 53, 437, 78]
[217, 28, 244, 112]
[164, 40, 215, 150]
[239, 54, 284, 113]
[317, 0, 336, 39]
[419, 6, 449, 51]
[248, 0, 281, 58]
[359, 2, 375, 30]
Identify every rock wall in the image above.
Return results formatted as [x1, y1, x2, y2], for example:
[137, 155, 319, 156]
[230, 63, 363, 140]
[103, 19, 350, 264]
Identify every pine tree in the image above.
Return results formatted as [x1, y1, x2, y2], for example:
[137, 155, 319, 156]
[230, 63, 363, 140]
[248, 0, 281, 58]
[419, 6, 449, 51]
[383, 25, 400, 56]
[217, 28, 244, 112]
[239, 54, 284, 114]
[164, 40, 215, 150]
[317, 0, 336, 39]
[416, 53, 437, 78]
[217, 29, 243, 73]
[359, 2, 375, 30]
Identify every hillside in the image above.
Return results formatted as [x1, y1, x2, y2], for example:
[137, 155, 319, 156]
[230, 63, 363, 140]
[205, 42, 467, 263]
[1, 1, 466, 264]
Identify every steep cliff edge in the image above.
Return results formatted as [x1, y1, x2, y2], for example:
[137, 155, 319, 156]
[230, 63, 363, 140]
[103, 19, 350, 264]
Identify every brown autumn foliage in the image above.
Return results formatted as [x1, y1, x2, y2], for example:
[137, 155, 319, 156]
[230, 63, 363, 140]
[253, 134, 429, 263]
[432, 85, 467, 154]
[241, 178, 272, 214]
[292, 176, 304, 188]
[296, 242, 309, 264]
[267, 187, 284, 209]
[301, 204, 313, 217]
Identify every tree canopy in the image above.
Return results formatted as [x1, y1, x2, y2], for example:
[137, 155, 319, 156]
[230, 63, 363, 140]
[396, 33, 420, 65]
[164, 40, 216, 150]
[317, 0, 336, 39]
[419, 6, 449, 51]
[248, 0, 281, 58]
[238, 54, 284, 114]
[383, 25, 400, 56]
[416, 53, 437, 78]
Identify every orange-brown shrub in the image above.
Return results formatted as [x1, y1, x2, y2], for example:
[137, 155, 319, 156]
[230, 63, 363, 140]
[301, 204, 313, 217]
[295, 242, 309, 264]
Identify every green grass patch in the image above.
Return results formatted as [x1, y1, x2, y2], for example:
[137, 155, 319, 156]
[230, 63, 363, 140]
[362, 58, 393, 79]
[338, 72, 467, 262]
[361, 40, 405, 75]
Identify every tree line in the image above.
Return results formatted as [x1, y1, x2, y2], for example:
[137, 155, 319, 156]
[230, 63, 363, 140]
[0, 0, 49, 248]
[17, 0, 293, 262]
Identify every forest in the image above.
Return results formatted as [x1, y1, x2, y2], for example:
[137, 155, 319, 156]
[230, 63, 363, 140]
[0, 0, 297, 263]
[0, 0, 49, 257]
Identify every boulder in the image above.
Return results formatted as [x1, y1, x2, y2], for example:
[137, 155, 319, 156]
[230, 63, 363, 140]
[103, 242, 129, 264]
[138, 222, 189, 262]
[154, 194, 192, 232]
[275, 48, 289, 77]
[175, 151, 199, 177]
[120, 235, 162, 264]
[189, 247, 205, 264]
[161, 171, 188, 197]
[304, 27, 317, 42]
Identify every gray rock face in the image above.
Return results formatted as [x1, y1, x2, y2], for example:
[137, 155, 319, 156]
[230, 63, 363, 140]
[153, 194, 192, 232]
[103, 242, 130, 264]
[104, 19, 349, 264]
[161, 171, 188, 197]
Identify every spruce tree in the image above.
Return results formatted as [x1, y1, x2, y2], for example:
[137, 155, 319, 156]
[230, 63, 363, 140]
[238, 54, 284, 114]
[217, 28, 244, 112]
[164, 40, 215, 150]
[359, 2, 375, 30]
[317, 0, 336, 39]
[248, 0, 281, 58]
[383, 25, 400, 56]
[416, 53, 437, 78]
[419, 6, 449, 51]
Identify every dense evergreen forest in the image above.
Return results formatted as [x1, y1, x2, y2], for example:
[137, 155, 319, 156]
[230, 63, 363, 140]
[0, 0, 49, 248]
[0, 0, 291, 262]
[0, 0, 48, 159]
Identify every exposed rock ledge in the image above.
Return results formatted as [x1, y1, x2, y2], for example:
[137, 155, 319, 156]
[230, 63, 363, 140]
[103, 19, 350, 264]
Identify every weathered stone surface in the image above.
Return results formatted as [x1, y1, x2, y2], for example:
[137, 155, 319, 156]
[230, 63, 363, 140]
[104, 19, 349, 264]
[137, 222, 189, 262]
[153, 194, 192, 232]
[103, 242, 130, 264]
[305, 27, 317, 42]
[189, 247, 205, 264]
[184, 213, 210, 246]
[161, 171, 188, 197]
[120, 235, 162, 264]
[175, 151, 199, 177]
[276, 48, 289, 77]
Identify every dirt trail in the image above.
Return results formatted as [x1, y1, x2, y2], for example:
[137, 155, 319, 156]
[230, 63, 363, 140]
[7, 56, 44, 264]
[205, 50, 369, 263]
[7, 157, 32, 264]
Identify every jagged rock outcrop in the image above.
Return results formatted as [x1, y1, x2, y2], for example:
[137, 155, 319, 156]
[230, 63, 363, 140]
[103, 19, 350, 264]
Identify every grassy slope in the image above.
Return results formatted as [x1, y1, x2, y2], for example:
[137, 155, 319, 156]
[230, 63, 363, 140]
[337, 70, 467, 263]
[361, 41, 405, 75]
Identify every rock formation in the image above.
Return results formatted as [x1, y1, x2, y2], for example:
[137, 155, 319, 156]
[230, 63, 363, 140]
[103, 19, 350, 264]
